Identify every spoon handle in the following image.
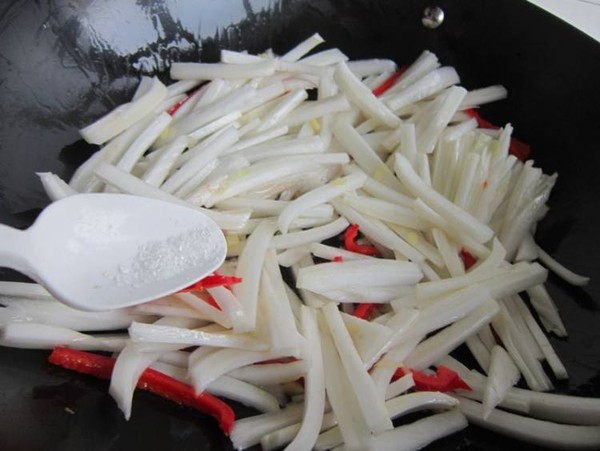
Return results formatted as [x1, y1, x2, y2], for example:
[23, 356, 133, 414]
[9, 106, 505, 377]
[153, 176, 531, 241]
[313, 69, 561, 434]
[0, 224, 35, 277]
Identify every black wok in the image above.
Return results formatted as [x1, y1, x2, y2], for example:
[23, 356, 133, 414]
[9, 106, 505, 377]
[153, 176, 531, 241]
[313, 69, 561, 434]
[1, 0, 599, 449]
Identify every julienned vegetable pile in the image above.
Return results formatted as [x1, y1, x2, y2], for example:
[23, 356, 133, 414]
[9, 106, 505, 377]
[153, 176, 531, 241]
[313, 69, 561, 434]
[1, 33, 597, 450]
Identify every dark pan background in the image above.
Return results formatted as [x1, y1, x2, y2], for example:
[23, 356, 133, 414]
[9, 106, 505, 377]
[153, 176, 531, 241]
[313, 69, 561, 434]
[0, 0, 599, 449]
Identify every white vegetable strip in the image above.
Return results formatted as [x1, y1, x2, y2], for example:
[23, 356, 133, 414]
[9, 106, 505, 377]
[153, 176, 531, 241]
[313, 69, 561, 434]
[235, 137, 326, 163]
[230, 403, 305, 450]
[259, 267, 305, 353]
[0, 297, 146, 331]
[455, 367, 600, 426]
[385, 50, 440, 96]
[347, 59, 397, 78]
[322, 302, 393, 434]
[187, 110, 242, 145]
[386, 66, 460, 111]
[0, 323, 126, 351]
[130, 296, 212, 321]
[206, 285, 247, 334]
[300, 48, 348, 66]
[93, 162, 250, 230]
[80, 77, 167, 145]
[190, 347, 291, 393]
[370, 335, 423, 400]
[432, 227, 465, 277]
[334, 120, 404, 191]
[37, 172, 78, 200]
[217, 197, 333, 218]
[202, 157, 323, 207]
[298, 259, 422, 295]
[465, 335, 491, 373]
[343, 165, 412, 206]
[461, 85, 508, 107]
[492, 305, 551, 392]
[316, 391, 461, 450]
[233, 220, 277, 332]
[128, 321, 266, 350]
[395, 152, 494, 243]
[536, 246, 590, 286]
[416, 265, 505, 302]
[228, 360, 307, 385]
[282, 94, 351, 128]
[365, 410, 468, 451]
[256, 90, 308, 132]
[141, 137, 189, 187]
[385, 373, 415, 400]
[457, 397, 600, 450]
[404, 299, 499, 370]
[176, 293, 233, 329]
[277, 246, 311, 268]
[483, 345, 521, 419]
[161, 126, 239, 194]
[342, 194, 428, 231]
[526, 284, 567, 337]
[341, 312, 393, 369]
[232, 126, 289, 152]
[220, 50, 263, 64]
[335, 61, 401, 128]
[511, 295, 567, 378]
[115, 112, 172, 173]
[270, 217, 350, 250]
[318, 311, 371, 450]
[171, 60, 277, 80]
[209, 375, 281, 413]
[261, 413, 337, 451]
[0, 281, 51, 298]
[281, 33, 324, 62]
[71, 114, 157, 192]
[286, 306, 326, 451]
[110, 317, 194, 419]
[308, 242, 377, 261]
[278, 173, 366, 233]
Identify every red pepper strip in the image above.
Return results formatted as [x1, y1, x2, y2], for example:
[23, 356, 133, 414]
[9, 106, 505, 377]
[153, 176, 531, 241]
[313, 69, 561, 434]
[464, 108, 496, 129]
[392, 366, 471, 392]
[48, 347, 235, 434]
[352, 303, 377, 320]
[508, 137, 531, 161]
[459, 248, 478, 271]
[371, 66, 408, 97]
[332, 256, 344, 263]
[179, 273, 243, 293]
[166, 95, 190, 116]
[464, 108, 531, 161]
[344, 224, 379, 256]
[205, 295, 221, 310]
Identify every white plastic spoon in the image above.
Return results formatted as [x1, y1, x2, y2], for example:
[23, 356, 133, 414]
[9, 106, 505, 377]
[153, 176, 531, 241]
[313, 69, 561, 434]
[0, 193, 227, 311]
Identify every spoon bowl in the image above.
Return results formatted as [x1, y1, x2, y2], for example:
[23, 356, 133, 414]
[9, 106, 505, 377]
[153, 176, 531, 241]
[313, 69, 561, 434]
[0, 194, 227, 311]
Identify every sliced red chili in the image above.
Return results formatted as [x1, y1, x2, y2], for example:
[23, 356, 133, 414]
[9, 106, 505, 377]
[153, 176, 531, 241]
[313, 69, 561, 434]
[371, 66, 408, 97]
[508, 137, 531, 161]
[459, 248, 478, 271]
[393, 366, 471, 392]
[167, 95, 190, 116]
[352, 303, 377, 320]
[179, 273, 243, 293]
[48, 347, 235, 434]
[344, 224, 379, 256]
[332, 256, 344, 263]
